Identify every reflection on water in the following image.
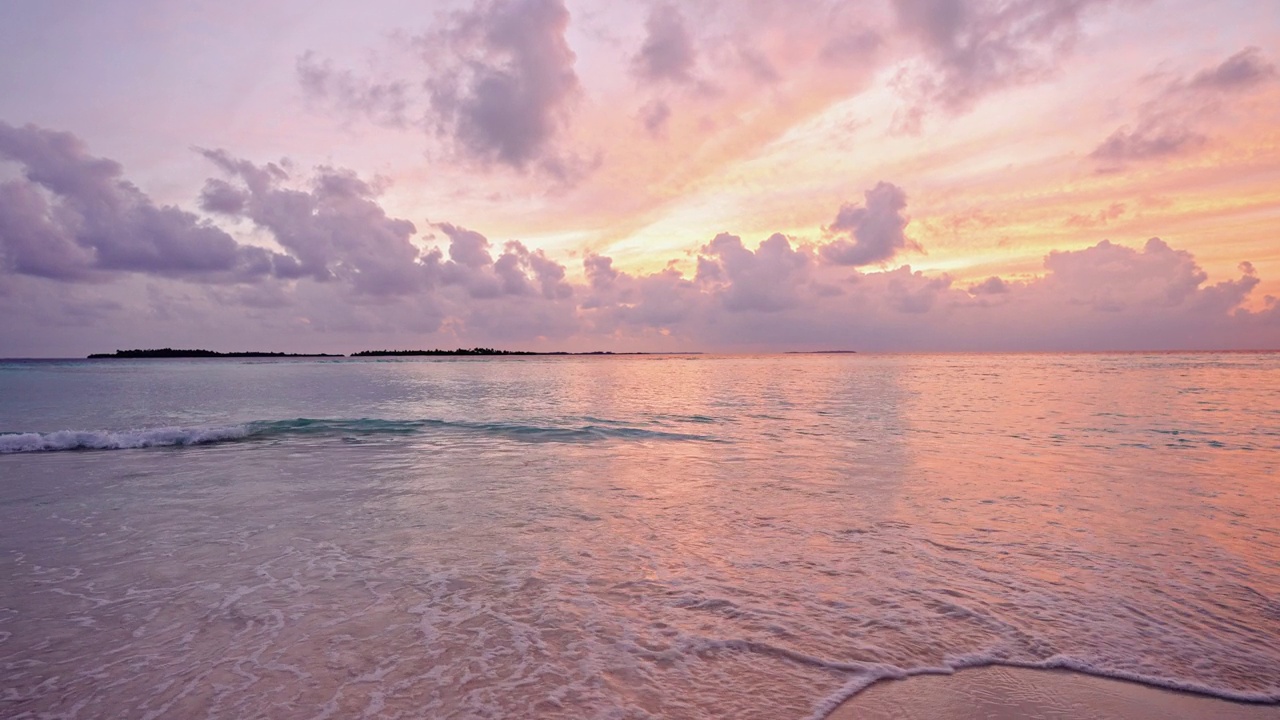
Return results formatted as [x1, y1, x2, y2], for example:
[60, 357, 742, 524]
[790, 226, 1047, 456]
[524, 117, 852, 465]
[1, 353, 1277, 718]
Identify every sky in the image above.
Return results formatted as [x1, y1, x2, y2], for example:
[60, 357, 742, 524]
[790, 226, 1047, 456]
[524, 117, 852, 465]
[0, 0, 1278, 356]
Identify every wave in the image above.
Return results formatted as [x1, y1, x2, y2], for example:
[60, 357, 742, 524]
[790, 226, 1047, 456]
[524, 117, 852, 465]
[0, 417, 720, 454]
[803, 653, 1280, 720]
[0, 425, 252, 453]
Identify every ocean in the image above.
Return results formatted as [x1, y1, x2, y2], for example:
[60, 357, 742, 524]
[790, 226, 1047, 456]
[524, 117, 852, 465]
[1, 353, 1277, 718]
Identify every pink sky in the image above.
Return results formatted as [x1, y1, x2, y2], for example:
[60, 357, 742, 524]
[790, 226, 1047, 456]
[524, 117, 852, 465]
[1, 0, 1277, 355]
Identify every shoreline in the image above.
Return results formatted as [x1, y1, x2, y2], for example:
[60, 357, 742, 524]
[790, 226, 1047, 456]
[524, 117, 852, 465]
[824, 666, 1280, 720]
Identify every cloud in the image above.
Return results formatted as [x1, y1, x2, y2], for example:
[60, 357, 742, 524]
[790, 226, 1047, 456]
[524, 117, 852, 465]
[0, 180, 96, 280]
[1187, 47, 1277, 91]
[424, 223, 578, 340]
[433, 223, 573, 302]
[885, 266, 952, 313]
[584, 263, 703, 333]
[639, 99, 672, 137]
[696, 232, 809, 312]
[582, 252, 618, 294]
[597, 235, 1274, 351]
[1065, 202, 1126, 228]
[198, 150, 427, 296]
[633, 5, 698, 84]
[296, 51, 411, 127]
[819, 30, 884, 66]
[0, 122, 287, 282]
[891, 0, 1114, 129]
[967, 275, 1010, 295]
[1090, 47, 1277, 167]
[5, 223, 1276, 354]
[819, 182, 920, 266]
[1042, 237, 1209, 311]
[3, 126, 1275, 354]
[1089, 120, 1206, 165]
[424, 0, 583, 176]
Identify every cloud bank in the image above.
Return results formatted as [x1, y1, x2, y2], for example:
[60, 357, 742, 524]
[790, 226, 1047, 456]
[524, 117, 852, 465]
[0, 122, 292, 282]
[1, 123, 1274, 356]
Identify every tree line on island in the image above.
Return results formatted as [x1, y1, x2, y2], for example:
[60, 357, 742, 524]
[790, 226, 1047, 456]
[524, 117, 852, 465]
[85, 347, 656, 358]
[351, 348, 538, 356]
[87, 348, 343, 358]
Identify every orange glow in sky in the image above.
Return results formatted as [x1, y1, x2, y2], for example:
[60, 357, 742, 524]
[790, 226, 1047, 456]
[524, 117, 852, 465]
[0, 0, 1277, 354]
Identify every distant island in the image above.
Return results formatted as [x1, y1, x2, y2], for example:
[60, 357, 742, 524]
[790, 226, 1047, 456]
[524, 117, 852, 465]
[87, 348, 344, 359]
[86, 347, 708, 359]
[352, 349, 701, 356]
[352, 348, 539, 356]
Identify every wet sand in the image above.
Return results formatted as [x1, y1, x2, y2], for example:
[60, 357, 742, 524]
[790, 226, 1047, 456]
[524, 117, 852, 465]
[828, 666, 1280, 720]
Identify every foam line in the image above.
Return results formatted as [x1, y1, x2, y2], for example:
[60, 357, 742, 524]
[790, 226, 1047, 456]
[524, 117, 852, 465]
[805, 655, 1280, 720]
[0, 417, 722, 453]
[0, 425, 251, 453]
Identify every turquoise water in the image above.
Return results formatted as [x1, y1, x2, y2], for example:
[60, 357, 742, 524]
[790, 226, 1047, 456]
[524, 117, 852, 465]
[1, 354, 1278, 718]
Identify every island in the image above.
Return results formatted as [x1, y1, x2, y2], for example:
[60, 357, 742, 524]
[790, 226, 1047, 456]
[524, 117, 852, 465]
[87, 348, 344, 359]
[352, 349, 703, 356]
[352, 348, 539, 356]
[87, 347, 708, 359]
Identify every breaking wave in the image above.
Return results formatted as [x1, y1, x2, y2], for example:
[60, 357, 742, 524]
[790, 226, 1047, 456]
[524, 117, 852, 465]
[0, 425, 252, 453]
[0, 417, 721, 453]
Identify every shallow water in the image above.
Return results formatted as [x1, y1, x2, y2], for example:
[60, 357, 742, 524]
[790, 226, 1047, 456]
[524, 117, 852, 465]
[1, 353, 1278, 718]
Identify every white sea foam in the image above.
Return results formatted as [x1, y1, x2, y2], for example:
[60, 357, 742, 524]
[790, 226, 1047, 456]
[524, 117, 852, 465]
[0, 425, 251, 453]
[0, 417, 719, 454]
[806, 654, 1280, 720]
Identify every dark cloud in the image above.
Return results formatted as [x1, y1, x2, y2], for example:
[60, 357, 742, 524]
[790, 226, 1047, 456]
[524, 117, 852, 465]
[292, 0, 589, 181]
[967, 275, 1010, 295]
[425, 0, 582, 175]
[820, 182, 920, 266]
[1188, 47, 1276, 91]
[891, 0, 1112, 128]
[1089, 122, 1206, 165]
[296, 51, 411, 127]
[633, 5, 697, 84]
[199, 150, 427, 296]
[0, 122, 286, 281]
[1091, 48, 1277, 168]
[198, 178, 249, 215]
[0, 180, 96, 279]
[640, 99, 672, 137]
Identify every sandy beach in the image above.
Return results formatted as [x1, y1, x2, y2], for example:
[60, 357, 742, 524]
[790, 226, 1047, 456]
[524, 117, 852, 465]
[830, 666, 1280, 720]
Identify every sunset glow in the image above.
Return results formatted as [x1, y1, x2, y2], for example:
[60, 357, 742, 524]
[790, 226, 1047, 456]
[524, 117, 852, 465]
[1, 0, 1277, 354]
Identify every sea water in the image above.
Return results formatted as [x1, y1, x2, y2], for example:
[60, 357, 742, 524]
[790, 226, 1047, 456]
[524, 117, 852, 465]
[1, 353, 1277, 719]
